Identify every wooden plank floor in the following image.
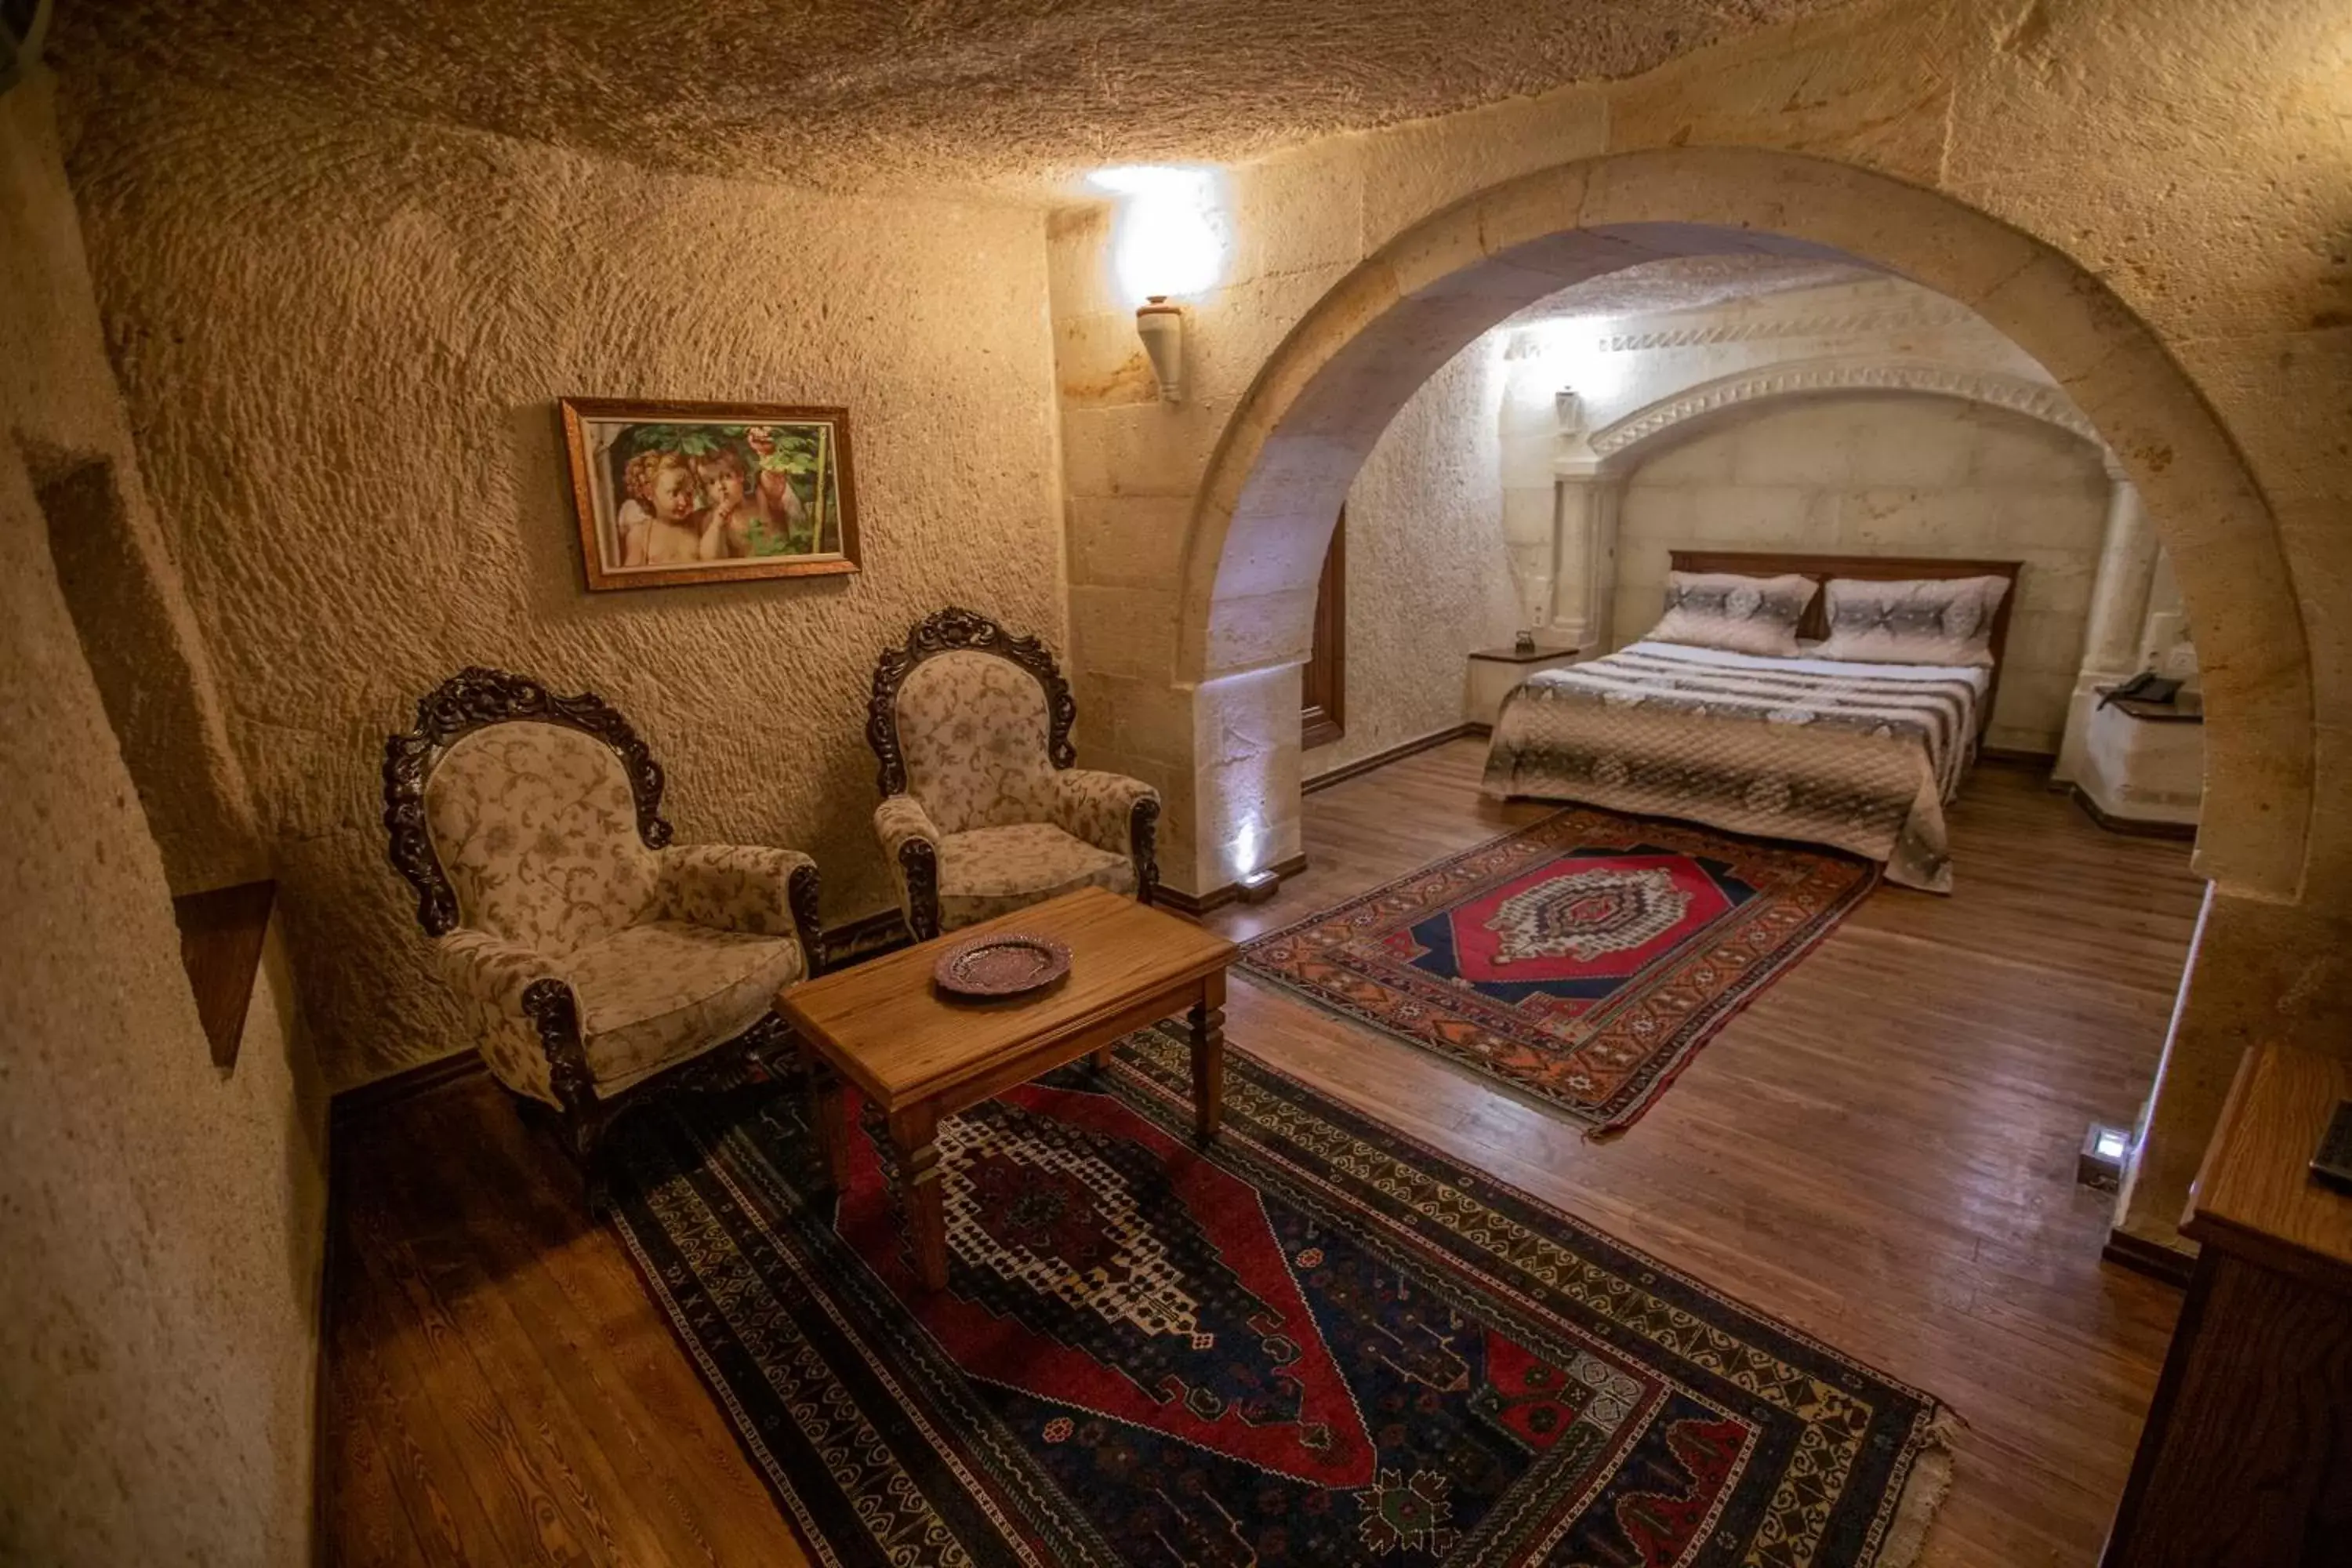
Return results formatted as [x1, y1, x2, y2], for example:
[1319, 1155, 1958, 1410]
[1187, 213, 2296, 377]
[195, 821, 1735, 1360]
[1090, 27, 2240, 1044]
[321, 745, 2201, 1566]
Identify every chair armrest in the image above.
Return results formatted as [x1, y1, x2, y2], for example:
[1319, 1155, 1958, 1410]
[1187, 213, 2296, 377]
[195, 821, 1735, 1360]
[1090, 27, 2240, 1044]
[657, 844, 823, 968]
[1047, 769, 1160, 859]
[433, 929, 594, 1109]
[874, 795, 943, 941]
[434, 927, 569, 1017]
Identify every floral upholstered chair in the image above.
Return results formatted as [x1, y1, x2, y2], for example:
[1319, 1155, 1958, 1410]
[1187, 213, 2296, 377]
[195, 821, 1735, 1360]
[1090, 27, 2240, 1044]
[866, 607, 1160, 940]
[383, 668, 822, 1181]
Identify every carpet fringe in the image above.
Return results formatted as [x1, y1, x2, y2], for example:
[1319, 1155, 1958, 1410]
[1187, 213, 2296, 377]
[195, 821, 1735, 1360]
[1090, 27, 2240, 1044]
[1878, 1406, 1965, 1568]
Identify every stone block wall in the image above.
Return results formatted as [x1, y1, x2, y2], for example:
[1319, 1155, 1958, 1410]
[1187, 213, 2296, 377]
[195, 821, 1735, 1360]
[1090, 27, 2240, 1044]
[1613, 394, 2110, 752]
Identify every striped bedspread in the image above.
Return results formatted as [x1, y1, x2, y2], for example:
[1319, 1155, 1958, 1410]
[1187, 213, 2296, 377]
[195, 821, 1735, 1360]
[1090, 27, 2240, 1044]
[1479, 641, 1987, 891]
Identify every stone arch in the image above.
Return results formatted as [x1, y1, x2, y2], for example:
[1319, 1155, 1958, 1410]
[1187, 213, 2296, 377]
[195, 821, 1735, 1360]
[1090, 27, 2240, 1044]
[1176, 146, 2311, 900]
[1584, 357, 2101, 466]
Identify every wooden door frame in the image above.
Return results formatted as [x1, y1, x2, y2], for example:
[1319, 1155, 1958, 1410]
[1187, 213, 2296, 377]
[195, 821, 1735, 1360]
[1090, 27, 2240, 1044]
[1301, 507, 1345, 749]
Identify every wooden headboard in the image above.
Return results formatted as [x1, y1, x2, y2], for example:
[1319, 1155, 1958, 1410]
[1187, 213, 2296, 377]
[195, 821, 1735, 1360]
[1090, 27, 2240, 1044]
[1666, 550, 2023, 733]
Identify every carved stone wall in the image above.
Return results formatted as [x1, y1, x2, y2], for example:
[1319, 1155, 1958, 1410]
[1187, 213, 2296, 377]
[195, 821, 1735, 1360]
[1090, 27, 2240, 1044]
[1, 74, 326, 1564]
[66, 78, 1069, 1089]
[1308, 339, 1520, 778]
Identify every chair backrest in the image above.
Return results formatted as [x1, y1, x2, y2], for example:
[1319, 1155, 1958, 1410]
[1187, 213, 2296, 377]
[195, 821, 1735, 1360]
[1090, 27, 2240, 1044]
[868, 608, 1076, 836]
[385, 669, 670, 951]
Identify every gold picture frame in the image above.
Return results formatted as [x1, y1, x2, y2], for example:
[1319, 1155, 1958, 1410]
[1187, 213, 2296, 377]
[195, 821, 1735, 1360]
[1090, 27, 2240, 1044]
[559, 397, 862, 591]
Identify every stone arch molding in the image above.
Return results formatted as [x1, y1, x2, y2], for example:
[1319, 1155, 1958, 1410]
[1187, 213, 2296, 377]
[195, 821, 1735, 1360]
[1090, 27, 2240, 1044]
[1177, 146, 2313, 900]
[1584, 357, 2102, 464]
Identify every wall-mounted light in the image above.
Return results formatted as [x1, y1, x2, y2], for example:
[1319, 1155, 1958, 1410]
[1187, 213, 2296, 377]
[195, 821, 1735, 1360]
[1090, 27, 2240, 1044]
[1088, 164, 1225, 406]
[1135, 296, 1185, 404]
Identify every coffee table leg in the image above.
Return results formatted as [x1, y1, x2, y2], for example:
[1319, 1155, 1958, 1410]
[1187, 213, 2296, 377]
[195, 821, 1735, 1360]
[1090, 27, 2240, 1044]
[888, 1102, 949, 1291]
[1190, 968, 1226, 1143]
[802, 1043, 852, 1194]
[1092, 1045, 1115, 1071]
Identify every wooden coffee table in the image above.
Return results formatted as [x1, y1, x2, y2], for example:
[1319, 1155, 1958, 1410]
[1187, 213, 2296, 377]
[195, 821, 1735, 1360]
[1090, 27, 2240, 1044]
[775, 886, 1237, 1290]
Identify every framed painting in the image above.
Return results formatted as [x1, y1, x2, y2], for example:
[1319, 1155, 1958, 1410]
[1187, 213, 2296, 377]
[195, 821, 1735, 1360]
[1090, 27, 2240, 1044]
[559, 397, 861, 591]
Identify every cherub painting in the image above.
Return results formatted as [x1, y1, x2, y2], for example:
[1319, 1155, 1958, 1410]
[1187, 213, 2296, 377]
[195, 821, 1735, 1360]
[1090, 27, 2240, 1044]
[561, 398, 860, 590]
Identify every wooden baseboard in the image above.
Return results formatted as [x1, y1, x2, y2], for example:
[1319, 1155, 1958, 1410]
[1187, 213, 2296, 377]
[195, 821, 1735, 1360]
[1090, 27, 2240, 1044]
[1978, 745, 2058, 768]
[2071, 785, 2199, 841]
[2103, 1226, 2198, 1287]
[1303, 723, 1483, 796]
[824, 906, 914, 968]
[1153, 853, 1311, 918]
[330, 1047, 485, 1120]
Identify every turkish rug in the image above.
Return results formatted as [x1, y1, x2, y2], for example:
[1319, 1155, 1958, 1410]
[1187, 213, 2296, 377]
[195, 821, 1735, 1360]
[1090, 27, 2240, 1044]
[608, 1025, 1952, 1567]
[1238, 806, 1878, 1133]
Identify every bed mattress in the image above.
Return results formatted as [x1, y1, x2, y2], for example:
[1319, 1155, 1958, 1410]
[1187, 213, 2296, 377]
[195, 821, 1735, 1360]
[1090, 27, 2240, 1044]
[1479, 641, 1990, 891]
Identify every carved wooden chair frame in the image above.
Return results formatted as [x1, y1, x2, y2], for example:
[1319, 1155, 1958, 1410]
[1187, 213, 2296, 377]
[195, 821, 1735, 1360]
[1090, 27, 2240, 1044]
[383, 666, 819, 1180]
[865, 607, 1160, 939]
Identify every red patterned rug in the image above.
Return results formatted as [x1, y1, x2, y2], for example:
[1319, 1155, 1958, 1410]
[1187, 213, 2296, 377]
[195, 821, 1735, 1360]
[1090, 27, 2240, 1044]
[1239, 807, 1878, 1133]
[610, 1027, 1953, 1566]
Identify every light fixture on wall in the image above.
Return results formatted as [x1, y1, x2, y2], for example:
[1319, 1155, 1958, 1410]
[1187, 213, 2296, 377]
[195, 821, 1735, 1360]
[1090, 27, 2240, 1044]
[1555, 389, 1586, 436]
[1136, 297, 1185, 404]
[1088, 164, 1225, 406]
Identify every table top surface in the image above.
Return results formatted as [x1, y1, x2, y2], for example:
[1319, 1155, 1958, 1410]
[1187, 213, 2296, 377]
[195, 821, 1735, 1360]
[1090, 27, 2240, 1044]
[1468, 643, 1582, 663]
[2186, 1044, 2352, 1292]
[778, 888, 1236, 1106]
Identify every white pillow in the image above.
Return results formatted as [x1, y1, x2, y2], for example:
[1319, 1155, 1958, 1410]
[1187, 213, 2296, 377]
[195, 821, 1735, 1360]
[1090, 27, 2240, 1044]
[1813, 575, 2009, 667]
[1643, 571, 1817, 659]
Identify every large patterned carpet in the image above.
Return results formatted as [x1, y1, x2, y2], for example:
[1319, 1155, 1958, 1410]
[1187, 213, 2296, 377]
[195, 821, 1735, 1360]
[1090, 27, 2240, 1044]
[610, 1025, 1951, 1566]
[1238, 807, 1878, 1133]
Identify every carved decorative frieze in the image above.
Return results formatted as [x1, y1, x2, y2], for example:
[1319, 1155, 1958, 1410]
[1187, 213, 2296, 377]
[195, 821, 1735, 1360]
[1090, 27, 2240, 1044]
[1587, 359, 2100, 458]
[1588, 299, 1976, 354]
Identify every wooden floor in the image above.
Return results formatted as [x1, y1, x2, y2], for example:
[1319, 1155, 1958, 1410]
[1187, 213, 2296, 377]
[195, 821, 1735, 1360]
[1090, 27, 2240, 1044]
[322, 744, 2203, 1566]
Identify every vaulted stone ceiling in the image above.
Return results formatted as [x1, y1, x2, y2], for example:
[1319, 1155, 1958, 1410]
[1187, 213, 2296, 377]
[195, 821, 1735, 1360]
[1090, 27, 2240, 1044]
[56, 0, 1854, 191]
[1508, 256, 1885, 323]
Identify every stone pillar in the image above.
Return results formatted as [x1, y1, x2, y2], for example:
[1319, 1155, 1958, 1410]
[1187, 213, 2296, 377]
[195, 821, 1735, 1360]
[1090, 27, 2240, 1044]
[1548, 460, 1621, 654]
[2053, 460, 2161, 783]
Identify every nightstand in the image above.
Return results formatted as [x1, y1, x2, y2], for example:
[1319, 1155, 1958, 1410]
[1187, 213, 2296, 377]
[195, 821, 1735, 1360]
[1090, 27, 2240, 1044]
[1465, 643, 1587, 728]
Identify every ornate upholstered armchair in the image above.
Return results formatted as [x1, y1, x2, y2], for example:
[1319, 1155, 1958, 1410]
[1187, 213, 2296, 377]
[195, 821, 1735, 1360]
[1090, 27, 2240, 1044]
[383, 669, 822, 1174]
[866, 608, 1160, 940]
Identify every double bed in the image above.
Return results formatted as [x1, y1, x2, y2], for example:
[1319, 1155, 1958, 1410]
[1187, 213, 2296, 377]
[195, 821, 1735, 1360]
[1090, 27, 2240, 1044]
[1481, 551, 2020, 892]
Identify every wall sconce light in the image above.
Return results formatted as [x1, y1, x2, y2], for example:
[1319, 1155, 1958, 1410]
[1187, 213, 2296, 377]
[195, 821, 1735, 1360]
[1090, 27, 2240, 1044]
[1555, 388, 1586, 437]
[1089, 163, 1223, 407]
[1137, 296, 1185, 405]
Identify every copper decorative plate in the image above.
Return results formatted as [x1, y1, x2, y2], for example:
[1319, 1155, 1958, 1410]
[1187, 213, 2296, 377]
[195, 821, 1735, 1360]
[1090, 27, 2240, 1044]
[932, 931, 1073, 998]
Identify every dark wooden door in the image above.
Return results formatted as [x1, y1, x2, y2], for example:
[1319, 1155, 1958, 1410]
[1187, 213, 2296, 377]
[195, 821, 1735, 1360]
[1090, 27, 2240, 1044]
[1301, 508, 1345, 749]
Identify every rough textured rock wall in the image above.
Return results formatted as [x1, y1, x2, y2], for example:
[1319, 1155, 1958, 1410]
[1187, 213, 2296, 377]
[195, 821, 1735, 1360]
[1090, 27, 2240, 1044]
[1, 82, 262, 895]
[64, 80, 1069, 1089]
[56, 0, 1849, 189]
[1311, 340, 1518, 775]
[0, 74, 325, 1564]
[1614, 395, 2111, 753]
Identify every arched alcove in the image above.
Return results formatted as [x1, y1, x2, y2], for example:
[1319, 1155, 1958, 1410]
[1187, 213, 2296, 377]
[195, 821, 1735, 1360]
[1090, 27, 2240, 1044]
[1176, 147, 2312, 905]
